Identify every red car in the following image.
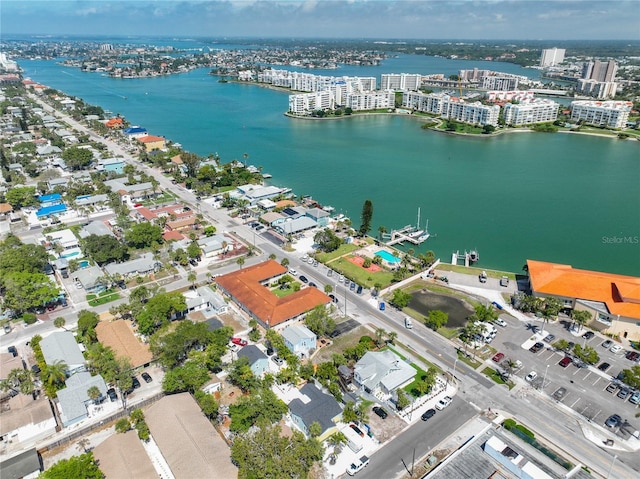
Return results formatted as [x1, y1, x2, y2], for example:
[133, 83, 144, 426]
[492, 352, 505, 363]
[231, 337, 248, 347]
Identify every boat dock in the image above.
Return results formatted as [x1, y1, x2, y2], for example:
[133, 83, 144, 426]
[451, 250, 479, 267]
[384, 225, 428, 246]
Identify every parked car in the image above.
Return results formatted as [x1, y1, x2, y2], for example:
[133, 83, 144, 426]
[543, 334, 556, 343]
[492, 301, 504, 311]
[602, 340, 613, 349]
[598, 362, 611, 372]
[141, 372, 153, 383]
[605, 414, 621, 428]
[529, 342, 544, 353]
[313, 260, 318, 267]
[288, 269, 297, 276]
[255, 225, 265, 232]
[610, 344, 623, 354]
[525, 371, 538, 382]
[75, 282, 83, 289]
[349, 424, 364, 437]
[346, 455, 370, 476]
[629, 391, 640, 405]
[308, 282, 317, 288]
[132, 376, 141, 389]
[350, 281, 356, 291]
[3, 323, 11, 334]
[8, 345, 18, 357]
[379, 302, 385, 311]
[500, 276, 509, 287]
[421, 408, 436, 421]
[617, 388, 630, 400]
[328, 294, 338, 303]
[231, 337, 248, 346]
[356, 285, 363, 294]
[299, 275, 309, 284]
[373, 406, 388, 419]
[582, 331, 595, 340]
[606, 382, 618, 393]
[479, 271, 487, 283]
[495, 318, 507, 327]
[625, 351, 640, 362]
[559, 356, 572, 368]
[271, 356, 284, 366]
[435, 396, 452, 410]
[492, 352, 505, 363]
[107, 388, 117, 402]
[553, 387, 567, 400]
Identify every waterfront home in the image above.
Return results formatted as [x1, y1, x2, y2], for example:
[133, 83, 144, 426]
[237, 345, 269, 377]
[276, 216, 318, 235]
[122, 126, 147, 139]
[260, 211, 286, 228]
[288, 383, 342, 440]
[305, 207, 330, 227]
[354, 350, 416, 400]
[235, 184, 286, 205]
[216, 260, 331, 329]
[105, 117, 124, 129]
[527, 259, 640, 341]
[137, 134, 166, 152]
[281, 324, 317, 358]
[40, 332, 86, 376]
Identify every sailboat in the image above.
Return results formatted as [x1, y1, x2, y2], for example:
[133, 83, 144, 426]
[418, 219, 430, 243]
[408, 207, 424, 238]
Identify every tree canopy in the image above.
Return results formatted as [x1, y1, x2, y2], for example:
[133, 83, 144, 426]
[39, 453, 103, 479]
[229, 386, 288, 433]
[5, 186, 38, 208]
[1, 271, 59, 314]
[231, 422, 323, 479]
[125, 222, 163, 249]
[389, 289, 412, 309]
[304, 305, 336, 338]
[136, 291, 186, 336]
[150, 320, 216, 369]
[81, 234, 128, 265]
[313, 228, 342, 253]
[359, 199, 373, 237]
[62, 146, 94, 170]
[0, 235, 49, 275]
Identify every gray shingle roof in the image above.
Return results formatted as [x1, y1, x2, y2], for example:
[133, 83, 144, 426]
[40, 332, 85, 368]
[57, 372, 107, 426]
[237, 345, 267, 366]
[288, 383, 342, 435]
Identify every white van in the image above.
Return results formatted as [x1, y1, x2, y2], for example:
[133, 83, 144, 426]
[405, 317, 413, 329]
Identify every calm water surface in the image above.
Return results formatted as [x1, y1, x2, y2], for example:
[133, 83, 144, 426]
[19, 56, 640, 276]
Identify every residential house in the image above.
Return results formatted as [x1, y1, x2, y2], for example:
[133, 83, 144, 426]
[105, 117, 124, 129]
[145, 393, 238, 479]
[305, 207, 330, 227]
[95, 319, 152, 369]
[93, 430, 157, 479]
[237, 345, 269, 377]
[353, 350, 416, 400]
[45, 228, 82, 259]
[39, 331, 86, 376]
[73, 265, 105, 292]
[36, 144, 62, 157]
[104, 252, 161, 279]
[47, 177, 69, 190]
[281, 324, 317, 358]
[0, 202, 13, 220]
[75, 194, 111, 214]
[276, 216, 318, 235]
[0, 449, 43, 479]
[78, 219, 114, 239]
[96, 158, 126, 175]
[137, 135, 166, 152]
[216, 260, 331, 329]
[288, 383, 342, 440]
[256, 199, 277, 210]
[56, 372, 108, 427]
[260, 211, 286, 227]
[36, 193, 67, 220]
[122, 126, 147, 139]
[197, 234, 229, 258]
[235, 184, 286, 205]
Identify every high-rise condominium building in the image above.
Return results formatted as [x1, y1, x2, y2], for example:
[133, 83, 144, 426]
[540, 48, 565, 67]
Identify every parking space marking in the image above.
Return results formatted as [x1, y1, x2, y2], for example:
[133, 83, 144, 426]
[571, 398, 581, 408]
[573, 368, 582, 376]
[544, 351, 555, 361]
[583, 371, 592, 381]
[592, 377, 601, 387]
[592, 410, 601, 423]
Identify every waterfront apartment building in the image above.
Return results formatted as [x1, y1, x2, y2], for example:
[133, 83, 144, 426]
[288, 91, 334, 114]
[481, 75, 520, 91]
[539, 48, 565, 67]
[344, 91, 395, 111]
[402, 91, 500, 126]
[576, 79, 618, 100]
[257, 68, 376, 93]
[570, 100, 632, 128]
[582, 60, 618, 82]
[486, 90, 535, 102]
[503, 99, 559, 126]
[380, 73, 422, 91]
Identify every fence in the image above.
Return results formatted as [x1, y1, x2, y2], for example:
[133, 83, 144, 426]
[38, 392, 165, 454]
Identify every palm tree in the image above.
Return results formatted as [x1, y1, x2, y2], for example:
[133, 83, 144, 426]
[328, 431, 348, 454]
[378, 225, 387, 240]
[42, 361, 67, 389]
[386, 331, 398, 344]
[187, 272, 197, 289]
[221, 240, 228, 257]
[76, 437, 91, 453]
[87, 385, 102, 404]
[236, 257, 245, 269]
[375, 328, 386, 347]
[53, 317, 66, 330]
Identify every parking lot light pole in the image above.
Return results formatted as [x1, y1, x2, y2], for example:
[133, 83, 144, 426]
[448, 357, 458, 386]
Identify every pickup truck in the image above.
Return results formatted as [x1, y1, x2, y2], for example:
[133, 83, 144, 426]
[500, 276, 509, 287]
[346, 455, 370, 476]
[479, 271, 487, 283]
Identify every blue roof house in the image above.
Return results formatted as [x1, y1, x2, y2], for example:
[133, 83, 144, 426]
[281, 324, 317, 358]
[38, 193, 62, 207]
[237, 345, 269, 377]
[37, 193, 66, 219]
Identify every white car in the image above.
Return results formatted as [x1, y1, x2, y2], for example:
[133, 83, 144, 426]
[525, 371, 538, 382]
[495, 318, 507, 327]
[288, 269, 297, 276]
[346, 456, 370, 476]
[435, 396, 452, 410]
[610, 344, 623, 354]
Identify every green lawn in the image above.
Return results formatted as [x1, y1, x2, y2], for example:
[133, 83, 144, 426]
[88, 293, 120, 307]
[315, 243, 360, 263]
[482, 367, 515, 390]
[330, 257, 395, 289]
[438, 327, 460, 339]
[457, 349, 482, 369]
[271, 284, 300, 298]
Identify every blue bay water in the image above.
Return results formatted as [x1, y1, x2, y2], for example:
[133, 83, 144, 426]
[19, 55, 640, 276]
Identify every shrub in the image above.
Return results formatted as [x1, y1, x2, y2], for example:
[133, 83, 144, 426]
[22, 313, 37, 325]
[515, 424, 535, 438]
[503, 418, 516, 430]
[115, 418, 131, 433]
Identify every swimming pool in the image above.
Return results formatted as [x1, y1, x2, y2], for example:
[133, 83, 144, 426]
[375, 250, 401, 264]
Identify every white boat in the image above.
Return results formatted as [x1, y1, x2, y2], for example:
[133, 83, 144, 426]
[408, 229, 424, 238]
[417, 233, 430, 242]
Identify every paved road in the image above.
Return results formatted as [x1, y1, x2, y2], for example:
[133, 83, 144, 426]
[357, 400, 477, 479]
[12, 94, 639, 478]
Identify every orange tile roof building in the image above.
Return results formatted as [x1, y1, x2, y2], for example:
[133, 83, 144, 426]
[216, 260, 331, 329]
[105, 117, 124, 129]
[527, 260, 640, 340]
[137, 134, 166, 152]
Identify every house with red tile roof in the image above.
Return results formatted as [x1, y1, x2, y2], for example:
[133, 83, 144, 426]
[137, 135, 166, 152]
[527, 259, 640, 340]
[105, 117, 124, 129]
[216, 260, 331, 329]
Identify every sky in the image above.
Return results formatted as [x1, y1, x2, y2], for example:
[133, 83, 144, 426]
[1, 0, 639, 41]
